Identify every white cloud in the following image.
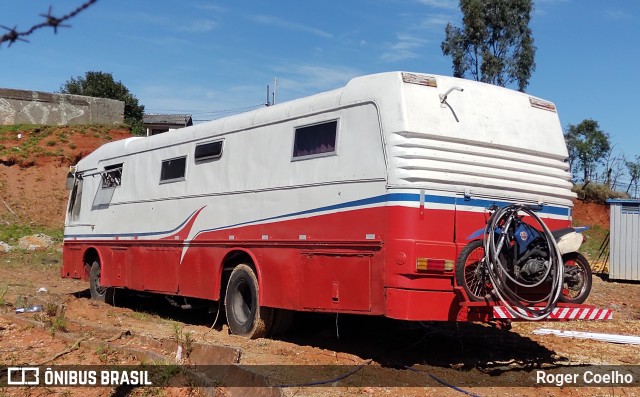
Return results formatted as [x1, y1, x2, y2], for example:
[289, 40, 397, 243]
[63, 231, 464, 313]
[178, 19, 217, 33]
[381, 33, 428, 62]
[193, 3, 228, 13]
[605, 9, 635, 21]
[417, 0, 458, 10]
[130, 12, 217, 34]
[421, 14, 452, 30]
[249, 15, 333, 39]
[271, 64, 362, 97]
[534, 0, 569, 16]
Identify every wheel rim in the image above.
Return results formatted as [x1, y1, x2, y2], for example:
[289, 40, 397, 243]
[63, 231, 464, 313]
[563, 260, 586, 300]
[464, 246, 492, 299]
[232, 279, 253, 325]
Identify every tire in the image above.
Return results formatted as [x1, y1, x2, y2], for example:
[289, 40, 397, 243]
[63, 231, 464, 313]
[560, 252, 592, 304]
[456, 240, 492, 302]
[224, 264, 272, 339]
[89, 260, 114, 303]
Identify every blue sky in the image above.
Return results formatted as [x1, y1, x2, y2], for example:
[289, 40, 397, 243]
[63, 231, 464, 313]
[1, 0, 639, 176]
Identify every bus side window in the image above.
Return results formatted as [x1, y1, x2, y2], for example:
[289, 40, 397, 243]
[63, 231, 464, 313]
[195, 140, 223, 164]
[160, 156, 187, 183]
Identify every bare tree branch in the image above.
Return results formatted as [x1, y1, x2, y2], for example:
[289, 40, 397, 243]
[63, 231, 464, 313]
[1, 0, 98, 47]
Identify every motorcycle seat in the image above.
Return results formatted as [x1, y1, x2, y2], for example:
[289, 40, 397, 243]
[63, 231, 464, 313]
[551, 227, 575, 241]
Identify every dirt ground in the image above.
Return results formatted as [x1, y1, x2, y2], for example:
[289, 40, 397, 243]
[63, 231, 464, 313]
[1, 128, 639, 396]
[0, 252, 638, 397]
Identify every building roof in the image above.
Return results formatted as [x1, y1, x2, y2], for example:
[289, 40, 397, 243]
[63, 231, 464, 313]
[143, 114, 192, 126]
[607, 199, 640, 205]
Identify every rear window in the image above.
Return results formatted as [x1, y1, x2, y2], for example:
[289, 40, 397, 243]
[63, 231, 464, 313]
[293, 120, 337, 159]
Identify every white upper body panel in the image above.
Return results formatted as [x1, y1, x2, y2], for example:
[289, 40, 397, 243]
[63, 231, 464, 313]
[72, 72, 573, 220]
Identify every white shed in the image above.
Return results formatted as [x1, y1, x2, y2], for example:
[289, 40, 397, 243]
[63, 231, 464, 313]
[608, 199, 640, 281]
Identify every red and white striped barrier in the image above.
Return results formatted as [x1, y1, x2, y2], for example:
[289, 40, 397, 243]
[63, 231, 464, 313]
[493, 306, 613, 320]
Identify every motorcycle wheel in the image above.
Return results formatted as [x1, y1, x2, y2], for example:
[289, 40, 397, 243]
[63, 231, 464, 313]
[559, 252, 592, 304]
[456, 240, 493, 301]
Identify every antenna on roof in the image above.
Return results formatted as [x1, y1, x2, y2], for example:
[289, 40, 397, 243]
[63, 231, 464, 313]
[265, 78, 278, 107]
[265, 85, 271, 107]
[273, 77, 277, 105]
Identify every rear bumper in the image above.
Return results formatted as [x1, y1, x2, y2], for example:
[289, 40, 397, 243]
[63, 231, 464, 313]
[492, 305, 612, 320]
[384, 287, 613, 322]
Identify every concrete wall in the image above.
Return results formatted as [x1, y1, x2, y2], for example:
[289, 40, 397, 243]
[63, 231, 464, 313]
[0, 88, 124, 125]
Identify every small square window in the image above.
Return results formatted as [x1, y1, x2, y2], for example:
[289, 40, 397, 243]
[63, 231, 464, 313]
[160, 156, 186, 183]
[195, 140, 223, 163]
[293, 120, 337, 159]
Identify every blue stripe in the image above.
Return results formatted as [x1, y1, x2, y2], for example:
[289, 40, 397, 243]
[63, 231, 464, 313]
[65, 193, 570, 240]
[455, 197, 570, 216]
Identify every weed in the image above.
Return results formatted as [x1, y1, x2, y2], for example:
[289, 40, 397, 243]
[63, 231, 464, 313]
[45, 140, 57, 147]
[171, 323, 181, 343]
[50, 312, 67, 334]
[14, 295, 28, 309]
[149, 363, 182, 387]
[0, 284, 8, 307]
[183, 331, 194, 357]
[33, 301, 67, 334]
[44, 300, 58, 317]
[128, 311, 149, 321]
[171, 323, 194, 359]
[69, 142, 77, 149]
[96, 344, 116, 363]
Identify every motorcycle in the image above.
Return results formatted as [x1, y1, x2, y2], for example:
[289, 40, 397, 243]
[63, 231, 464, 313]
[456, 204, 593, 306]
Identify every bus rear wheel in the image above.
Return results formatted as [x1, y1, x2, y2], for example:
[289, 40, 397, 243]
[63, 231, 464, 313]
[89, 260, 114, 303]
[224, 264, 272, 339]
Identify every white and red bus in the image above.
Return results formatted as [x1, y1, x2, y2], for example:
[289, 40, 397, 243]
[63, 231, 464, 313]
[62, 72, 609, 338]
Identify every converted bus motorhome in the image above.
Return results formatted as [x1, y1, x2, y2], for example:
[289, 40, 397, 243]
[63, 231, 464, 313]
[62, 72, 610, 338]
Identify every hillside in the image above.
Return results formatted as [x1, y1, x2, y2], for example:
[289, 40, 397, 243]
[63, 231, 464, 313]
[0, 125, 131, 230]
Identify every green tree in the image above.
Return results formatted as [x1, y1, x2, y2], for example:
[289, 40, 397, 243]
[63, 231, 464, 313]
[564, 119, 611, 183]
[60, 71, 145, 135]
[441, 0, 536, 92]
[625, 155, 640, 195]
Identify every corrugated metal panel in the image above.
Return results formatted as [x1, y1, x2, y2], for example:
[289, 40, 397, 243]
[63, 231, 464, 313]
[609, 200, 640, 281]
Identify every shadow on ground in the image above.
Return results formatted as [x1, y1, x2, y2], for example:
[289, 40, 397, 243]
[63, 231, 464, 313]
[74, 289, 565, 372]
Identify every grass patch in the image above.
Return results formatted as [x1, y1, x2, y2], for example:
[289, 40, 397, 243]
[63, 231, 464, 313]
[0, 124, 130, 160]
[580, 224, 609, 261]
[0, 224, 63, 244]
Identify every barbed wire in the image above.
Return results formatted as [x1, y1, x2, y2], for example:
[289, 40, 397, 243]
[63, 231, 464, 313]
[0, 0, 98, 47]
